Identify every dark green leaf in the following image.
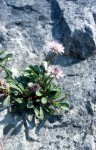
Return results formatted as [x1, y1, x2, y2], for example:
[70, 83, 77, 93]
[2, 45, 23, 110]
[53, 90, 61, 99]
[7, 78, 18, 84]
[18, 83, 24, 91]
[44, 107, 55, 115]
[4, 68, 12, 78]
[22, 72, 30, 77]
[41, 97, 47, 104]
[29, 65, 38, 74]
[55, 93, 70, 102]
[15, 98, 23, 104]
[27, 100, 34, 108]
[40, 65, 45, 74]
[0, 54, 12, 63]
[3, 95, 10, 107]
[48, 90, 61, 100]
[36, 91, 42, 97]
[59, 103, 69, 109]
[53, 102, 69, 110]
[8, 81, 23, 93]
[34, 65, 40, 72]
[5, 54, 13, 59]
[0, 51, 4, 55]
[34, 108, 39, 118]
[40, 107, 44, 119]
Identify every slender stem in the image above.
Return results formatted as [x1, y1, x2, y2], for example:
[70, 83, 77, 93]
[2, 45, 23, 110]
[47, 53, 56, 65]
[0, 140, 5, 150]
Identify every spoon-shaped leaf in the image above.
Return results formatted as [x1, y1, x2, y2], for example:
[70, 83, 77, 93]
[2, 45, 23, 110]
[3, 95, 10, 107]
[40, 107, 44, 119]
[36, 91, 42, 97]
[41, 97, 47, 104]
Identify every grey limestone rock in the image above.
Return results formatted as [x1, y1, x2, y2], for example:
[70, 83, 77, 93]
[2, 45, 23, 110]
[0, 0, 96, 150]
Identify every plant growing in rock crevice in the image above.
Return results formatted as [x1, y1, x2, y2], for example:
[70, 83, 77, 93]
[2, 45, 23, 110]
[0, 41, 69, 120]
[0, 50, 12, 98]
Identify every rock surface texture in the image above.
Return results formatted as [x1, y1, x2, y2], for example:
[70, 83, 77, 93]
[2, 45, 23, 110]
[0, 0, 96, 150]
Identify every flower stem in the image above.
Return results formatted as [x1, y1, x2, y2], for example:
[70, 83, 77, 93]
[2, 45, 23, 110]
[48, 53, 56, 65]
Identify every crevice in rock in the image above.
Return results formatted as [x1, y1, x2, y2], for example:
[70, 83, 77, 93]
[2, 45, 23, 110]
[67, 73, 79, 77]
[6, 3, 36, 13]
[48, 0, 81, 62]
[82, 131, 87, 141]
[45, 122, 68, 129]
[49, 0, 71, 45]
[93, 13, 96, 23]
[86, 101, 94, 116]
[73, 124, 82, 129]
[0, 35, 6, 45]
[89, 119, 93, 135]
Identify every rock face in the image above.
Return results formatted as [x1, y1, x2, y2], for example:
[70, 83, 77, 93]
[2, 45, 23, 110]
[57, 0, 96, 58]
[0, 0, 96, 150]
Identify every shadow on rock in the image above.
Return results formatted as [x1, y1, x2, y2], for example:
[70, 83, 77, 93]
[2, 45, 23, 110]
[0, 104, 65, 142]
[0, 104, 23, 138]
[70, 28, 96, 59]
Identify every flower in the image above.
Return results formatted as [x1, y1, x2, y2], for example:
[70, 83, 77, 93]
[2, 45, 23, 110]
[47, 41, 64, 54]
[47, 65, 64, 78]
[28, 82, 41, 91]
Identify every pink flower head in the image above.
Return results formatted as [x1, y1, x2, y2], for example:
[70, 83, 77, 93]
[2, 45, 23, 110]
[28, 82, 41, 91]
[47, 41, 64, 54]
[47, 65, 64, 78]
